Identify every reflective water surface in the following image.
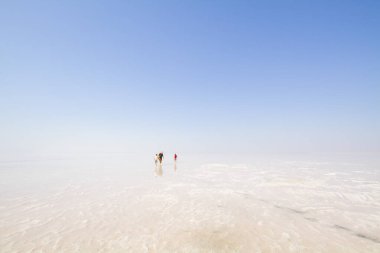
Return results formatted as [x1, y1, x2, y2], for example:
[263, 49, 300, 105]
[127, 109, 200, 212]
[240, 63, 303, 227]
[1, 153, 379, 252]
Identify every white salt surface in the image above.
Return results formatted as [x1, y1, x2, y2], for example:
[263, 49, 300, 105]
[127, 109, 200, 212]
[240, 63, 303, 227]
[1, 153, 380, 252]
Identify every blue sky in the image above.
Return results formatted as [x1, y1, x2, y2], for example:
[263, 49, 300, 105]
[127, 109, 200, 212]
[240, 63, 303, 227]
[1, 0, 379, 157]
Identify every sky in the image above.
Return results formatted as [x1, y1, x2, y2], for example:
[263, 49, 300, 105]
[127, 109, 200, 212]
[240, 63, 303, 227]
[1, 0, 379, 158]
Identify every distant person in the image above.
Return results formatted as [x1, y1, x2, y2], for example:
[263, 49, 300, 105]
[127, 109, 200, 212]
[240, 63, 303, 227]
[158, 152, 164, 164]
[154, 154, 158, 165]
[174, 153, 177, 161]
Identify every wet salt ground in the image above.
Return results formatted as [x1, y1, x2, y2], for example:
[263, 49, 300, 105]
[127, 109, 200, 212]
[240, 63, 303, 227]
[1, 155, 380, 252]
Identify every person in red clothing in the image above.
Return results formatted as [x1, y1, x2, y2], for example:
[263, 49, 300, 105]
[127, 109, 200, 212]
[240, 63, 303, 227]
[174, 153, 177, 161]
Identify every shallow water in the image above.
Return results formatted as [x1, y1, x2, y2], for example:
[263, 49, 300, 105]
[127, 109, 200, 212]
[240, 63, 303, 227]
[1, 153, 379, 252]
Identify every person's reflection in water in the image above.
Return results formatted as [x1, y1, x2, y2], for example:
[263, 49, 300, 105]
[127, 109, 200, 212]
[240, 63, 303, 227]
[155, 163, 163, 176]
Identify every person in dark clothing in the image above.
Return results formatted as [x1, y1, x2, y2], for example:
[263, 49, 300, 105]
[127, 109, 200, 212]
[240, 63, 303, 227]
[158, 152, 164, 164]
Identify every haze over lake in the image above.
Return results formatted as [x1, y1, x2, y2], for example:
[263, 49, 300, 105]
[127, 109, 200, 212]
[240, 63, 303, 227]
[1, 153, 379, 252]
